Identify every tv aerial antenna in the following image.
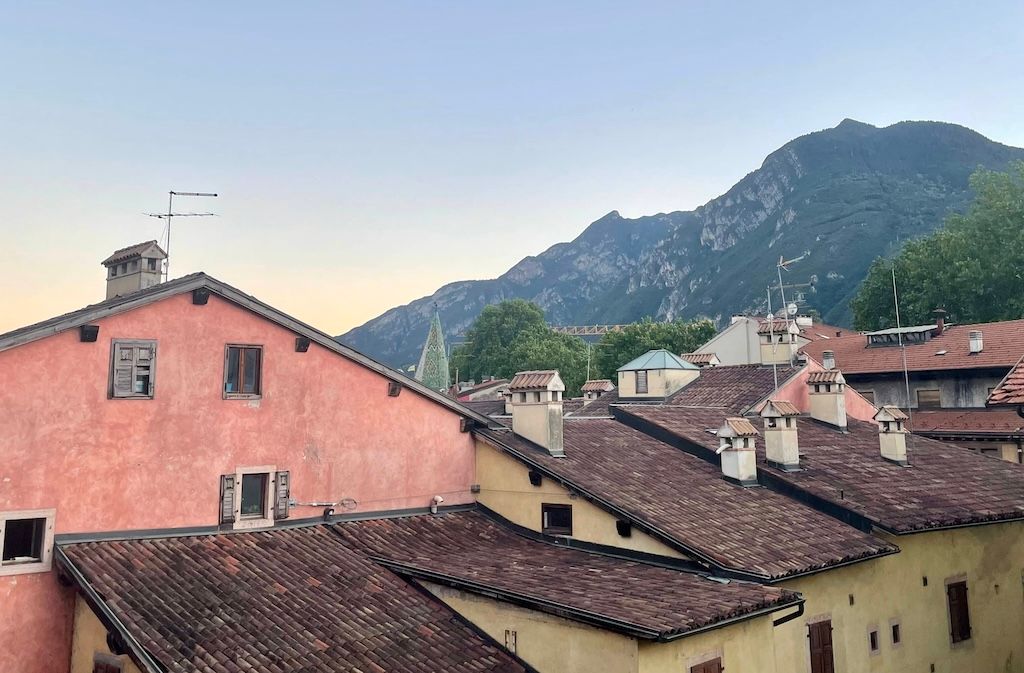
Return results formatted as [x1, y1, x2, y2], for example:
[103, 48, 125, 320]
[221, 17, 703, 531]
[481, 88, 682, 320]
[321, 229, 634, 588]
[145, 190, 218, 281]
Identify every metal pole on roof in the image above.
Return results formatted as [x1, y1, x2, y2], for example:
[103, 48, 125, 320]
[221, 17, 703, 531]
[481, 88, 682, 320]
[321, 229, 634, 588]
[767, 288, 778, 391]
[891, 263, 915, 455]
[146, 190, 218, 281]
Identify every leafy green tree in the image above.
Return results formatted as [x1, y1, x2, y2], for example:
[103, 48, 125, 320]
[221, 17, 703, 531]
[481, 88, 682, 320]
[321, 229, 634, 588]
[450, 300, 589, 395]
[591, 318, 717, 380]
[851, 163, 1024, 330]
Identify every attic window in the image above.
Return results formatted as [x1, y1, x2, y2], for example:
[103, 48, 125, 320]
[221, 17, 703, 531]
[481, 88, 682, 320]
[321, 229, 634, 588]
[541, 503, 572, 536]
[916, 389, 941, 409]
[0, 509, 55, 576]
[110, 340, 157, 399]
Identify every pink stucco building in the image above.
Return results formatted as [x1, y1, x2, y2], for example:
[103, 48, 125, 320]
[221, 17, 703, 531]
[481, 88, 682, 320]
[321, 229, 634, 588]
[0, 272, 487, 673]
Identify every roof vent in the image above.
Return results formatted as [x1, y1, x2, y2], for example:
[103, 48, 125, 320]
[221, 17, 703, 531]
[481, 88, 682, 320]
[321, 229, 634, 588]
[822, 350, 836, 370]
[969, 330, 983, 355]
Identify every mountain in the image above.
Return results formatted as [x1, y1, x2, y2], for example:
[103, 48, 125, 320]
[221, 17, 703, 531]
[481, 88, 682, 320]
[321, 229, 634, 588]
[340, 120, 1024, 369]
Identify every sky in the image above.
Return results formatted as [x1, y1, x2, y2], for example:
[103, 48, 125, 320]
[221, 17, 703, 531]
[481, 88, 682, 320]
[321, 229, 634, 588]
[2, 1, 1022, 335]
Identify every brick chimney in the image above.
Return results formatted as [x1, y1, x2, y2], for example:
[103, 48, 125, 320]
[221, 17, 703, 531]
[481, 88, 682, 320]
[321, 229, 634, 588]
[102, 241, 167, 300]
[807, 370, 848, 430]
[509, 370, 565, 457]
[716, 417, 759, 486]
[874, 406, 909, 465]
[760, 400, 801, 470]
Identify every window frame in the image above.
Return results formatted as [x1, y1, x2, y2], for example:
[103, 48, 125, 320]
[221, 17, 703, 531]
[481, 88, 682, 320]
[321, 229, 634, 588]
[689, 657, 723, 673]
[867, 625, 880, 654]
[0, 508, 56, 577]
[223, 344, 263, 399]
[635, 370, 649, 394]
[229, 466, 277, 530]
[109, 340, 158, 400]
[541, 503, 573, 536]
[916, 388, 942, 409]
[889, 619, 902, 648]
[946, 578, 972, 645]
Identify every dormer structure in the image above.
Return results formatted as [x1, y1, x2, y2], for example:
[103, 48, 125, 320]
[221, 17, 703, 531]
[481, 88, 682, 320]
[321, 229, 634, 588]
[874, 405, 909, 465]
[617, 349, 699, 400]
[509, 370, 565, 457]
[101, 240, 166, 299]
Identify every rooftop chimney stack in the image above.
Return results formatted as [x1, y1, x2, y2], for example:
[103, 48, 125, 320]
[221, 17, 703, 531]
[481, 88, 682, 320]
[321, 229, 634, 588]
[760, 400, 801, 471]
[933, 308, 947, 336]
[807, 370, 848, 430]
[716, 418, 759, 486]
[102, 241, 167, 300]
[874, 406, 909, 465]
[822, 350, 836, 371]
[500, 387, 512, 414]
[969, 330, 984, 355]
[580, 379, 615, 406]
[509, 370, 565, 457]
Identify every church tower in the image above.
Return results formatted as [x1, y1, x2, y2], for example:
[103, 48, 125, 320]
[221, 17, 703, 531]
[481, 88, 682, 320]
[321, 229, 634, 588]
[415, 310, 450, 392]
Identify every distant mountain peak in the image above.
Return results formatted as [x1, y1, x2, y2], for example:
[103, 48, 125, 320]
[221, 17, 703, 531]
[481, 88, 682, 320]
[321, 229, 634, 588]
[835, 118, 875, 130]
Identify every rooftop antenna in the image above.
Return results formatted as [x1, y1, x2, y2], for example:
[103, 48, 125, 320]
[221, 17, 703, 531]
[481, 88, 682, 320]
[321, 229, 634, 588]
[891, 263, 916, 457]
[146, 190, 218, 281]
[766, 288, 778, 391]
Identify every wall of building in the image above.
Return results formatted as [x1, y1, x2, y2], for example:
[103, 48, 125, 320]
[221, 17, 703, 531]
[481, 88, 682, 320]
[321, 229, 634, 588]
[695, 318, 760, 366]
[474, 439, 687, 559]
[69, 597, 143, 673]
[774, 523, 1024, 673]
[750, 360, 878, 422]
[637, 613, 779, 673]
[0, 291, 477, 673]
[421, 581, 640, 673]
[851, 372, 1006, 409]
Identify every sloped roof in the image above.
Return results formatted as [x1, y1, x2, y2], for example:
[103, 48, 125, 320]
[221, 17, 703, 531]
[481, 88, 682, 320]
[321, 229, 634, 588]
[720, 417, 759, 437]
[909, 408, 1024, 436]
[801, 319, 1024, 374]
[618, 349, 698, 372]
[101, 240, 166, 266]
[988, 356, 1024, 407]
[807, 370, 845, 384]
[476, 419, 895, 581]
[508, 370, 564, 391]
[664, 365, 801, 411]
[333, 510, 801, 641]
[762, 400, 801, 417]
[0, 273, 497, 429]
[680, 353, 719, 365]
[58, 527, 529, 673]
[581, 379, 616, 392]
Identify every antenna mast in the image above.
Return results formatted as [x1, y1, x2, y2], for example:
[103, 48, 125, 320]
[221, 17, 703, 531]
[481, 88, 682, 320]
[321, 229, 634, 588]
[891, 263, 915, 456]
[146, 190, 218, 281]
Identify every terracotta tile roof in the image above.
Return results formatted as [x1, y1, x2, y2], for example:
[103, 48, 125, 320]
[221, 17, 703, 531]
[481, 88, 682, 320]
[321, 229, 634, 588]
[627, 407, 1024, 534]
[908, 408, 1024, 436]
[762, 400, 801, 417]
[801, 319, 1024, 374]
[989, 356, 1024, 407]
[462, 399, 507, 417]
[509, 371, 563, 391]
[101, 240, 166, 266]
[476, 419, 894, 580]
[680, 353, 719, 366]
[807, 370, 844, 384]
[454, 378, 509, 400]
[721, 417, 759, 437]
[581, 379, 616, 392]
[59, 527, 528, 673]
[664, 365, 800, 411]
[570, 389, 620, 417]
[757, 319, 798, 335]
[799, 322, 851, 341]
[333, 510, 800, 640]
[875, 406, 908, 421]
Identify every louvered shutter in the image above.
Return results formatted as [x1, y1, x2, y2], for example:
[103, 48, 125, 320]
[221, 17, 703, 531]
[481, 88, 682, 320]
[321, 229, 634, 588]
[947, 582, 971, 642]
[219, 474, 236, 524]
[111, 343, 136, 398]
[274, 471, 290, 519]
[135, 343, 155, 396]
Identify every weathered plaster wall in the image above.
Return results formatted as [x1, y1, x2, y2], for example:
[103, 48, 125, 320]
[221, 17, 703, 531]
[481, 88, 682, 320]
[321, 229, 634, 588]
[754, 359, 878, 421]
[775, 524, 1024, 673]
[637, 613, 779, 673]
[421, 581, 640, 673]
[0, 292, 477, 673]
[850, 372, 1006, 409]
[69, 596, 143, 673]
[474, 438, 687, 558]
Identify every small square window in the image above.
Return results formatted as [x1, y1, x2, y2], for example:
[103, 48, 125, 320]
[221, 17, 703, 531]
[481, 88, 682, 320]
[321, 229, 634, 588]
[110, 340, 157, 399]
[0, 509, 56, 576]
[541, 503, 572, 536]
[240, 473, 268, 518]
[224, 345, 263, 397]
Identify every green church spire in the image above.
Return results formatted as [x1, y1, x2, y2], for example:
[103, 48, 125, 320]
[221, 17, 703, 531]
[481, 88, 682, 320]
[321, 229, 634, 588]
[415, 309, 450, 392]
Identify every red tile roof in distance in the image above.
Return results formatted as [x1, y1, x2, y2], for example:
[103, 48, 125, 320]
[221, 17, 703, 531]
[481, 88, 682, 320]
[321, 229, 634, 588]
[60, 527, 528, 673]
[477, 418, 895, 580]
[802, 319, 1024, 374]
[989, 356, 1024, 407]
[909, 408, 1024, 436]
[333, 510, 801, 640]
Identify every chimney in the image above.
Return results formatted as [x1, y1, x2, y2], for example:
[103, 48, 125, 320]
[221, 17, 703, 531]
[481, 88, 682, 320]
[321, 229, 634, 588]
[730, 314, 745, 325]
[969, 330, 983, 355]
[716, 418, 759, 486]
[101, 241, 167, 300]
[933, 308, 947, 336]
[499, 387, 512, 414]
[807, 370, 848, 430]
[760, 400, 801, 470]
[822, 350, 836, 371]
[580, 379, 615, 406]
[874, 406, 909, 465]
[795, 315, 813, 328]
[758, 320, 800, 366]
[509, 370, 565, 457]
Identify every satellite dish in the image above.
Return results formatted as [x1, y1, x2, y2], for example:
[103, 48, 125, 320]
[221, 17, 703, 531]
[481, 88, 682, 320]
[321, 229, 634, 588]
[766, 312, 775, 321]
[787, 303, 798, 316]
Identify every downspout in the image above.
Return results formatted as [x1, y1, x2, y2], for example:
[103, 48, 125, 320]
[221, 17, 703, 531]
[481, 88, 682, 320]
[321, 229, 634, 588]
[772, 601, 805, 627]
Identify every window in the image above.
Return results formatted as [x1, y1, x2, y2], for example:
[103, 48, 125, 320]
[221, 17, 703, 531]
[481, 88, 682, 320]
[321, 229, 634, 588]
[93, 654, 123, 673]
[147, 258, 158, 271]
[891, 622, 901, 646]
[917, 389, 942, 409]
[129, 260, 138, 271]
[219, 468, 289, 529]
[868, 628, 879, 653]
[808, 620, 835, 673]
[690, 658, 722, 673]
[636, 370, 648, 394]
[110, 340, 157, 399]
[0, 509, 56, 576]
[947, 580, 972, 644]
[541, 503, 572, 536]
[119, 263, 127, 274]
[503, 629, 517, 654]
[860, 389, 876, 404]
[224, 345, 262, 397]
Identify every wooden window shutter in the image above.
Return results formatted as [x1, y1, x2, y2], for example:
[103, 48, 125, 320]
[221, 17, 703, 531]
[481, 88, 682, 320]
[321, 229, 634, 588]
[219, 474, 236, 524]
[808, 621, 834, 673]
[274, 471, 290, 520]
[947, 581, 971, 642]
[111, 343, 136, 398]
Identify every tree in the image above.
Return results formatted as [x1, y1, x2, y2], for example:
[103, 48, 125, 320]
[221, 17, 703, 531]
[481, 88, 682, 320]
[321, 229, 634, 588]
[450, 300, 589, 395]
[591, 318, 717, 381]
[851, 163, 1024, 330]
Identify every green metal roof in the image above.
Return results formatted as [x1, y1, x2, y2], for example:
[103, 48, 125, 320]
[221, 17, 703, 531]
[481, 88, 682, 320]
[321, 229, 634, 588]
[617, 349, 699, 372]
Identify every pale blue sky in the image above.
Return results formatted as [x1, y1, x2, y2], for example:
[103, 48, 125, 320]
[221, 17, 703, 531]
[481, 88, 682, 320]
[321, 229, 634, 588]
[2, 2, 1022, 333]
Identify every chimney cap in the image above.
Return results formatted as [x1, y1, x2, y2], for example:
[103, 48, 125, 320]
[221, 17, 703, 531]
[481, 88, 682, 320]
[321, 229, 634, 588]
[508, 370, 565, 392]
[807, 370, 845, 385]
[873, 405, 908, 422]
[717, 417, 760, 439]
[102, 240, 167, 267]
[761, 399, 801, 418]
[581, 379, 615, 393]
